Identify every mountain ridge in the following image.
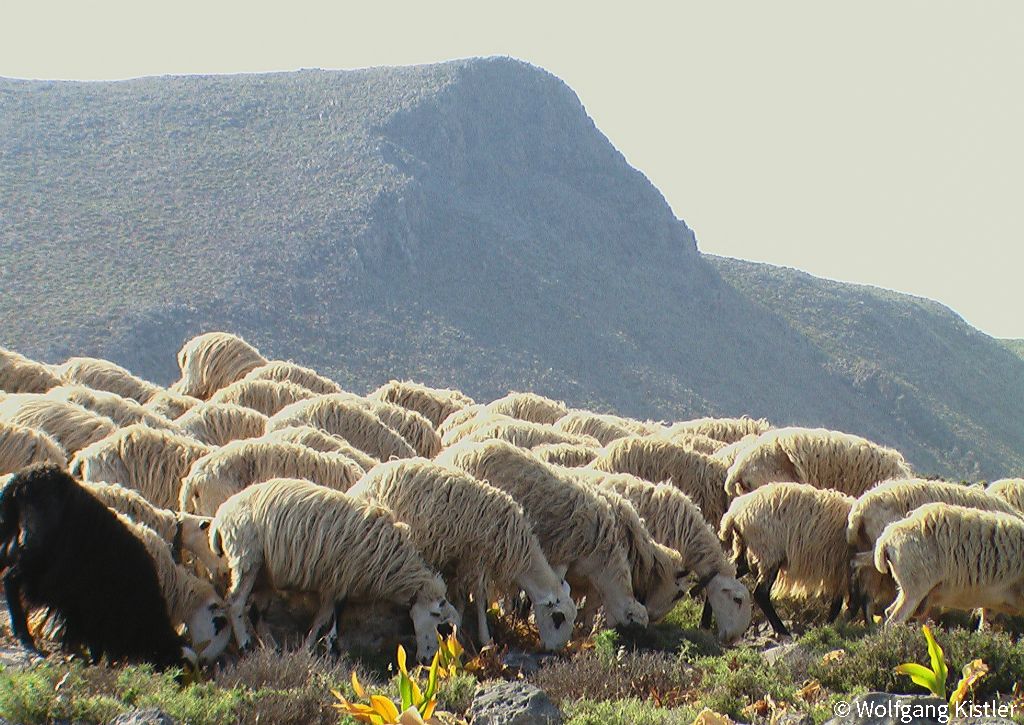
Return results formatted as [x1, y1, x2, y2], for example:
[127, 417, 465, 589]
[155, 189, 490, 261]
[2, 57, 1020, 479]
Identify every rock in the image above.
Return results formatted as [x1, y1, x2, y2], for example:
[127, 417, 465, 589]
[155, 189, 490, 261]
[762, 643, 809, 667]
[467, 681, 562, 725]
[501, 651, 558, 677]
[107, 709, 178, 725]
[772, 714, 814, 725]
[822, 692, 947, 725]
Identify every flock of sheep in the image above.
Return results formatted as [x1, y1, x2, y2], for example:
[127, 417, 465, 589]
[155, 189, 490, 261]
[1, 331, 1023, 671]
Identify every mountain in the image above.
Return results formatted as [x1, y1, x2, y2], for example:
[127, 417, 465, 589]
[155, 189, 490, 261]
[1, 58, 1021, 480]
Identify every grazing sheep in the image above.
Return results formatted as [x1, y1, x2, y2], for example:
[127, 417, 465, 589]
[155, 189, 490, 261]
[725, 427, 912, 498]
[486, 392, 568, 425]
[464, 418, 600, 450]
[55, 357, 161, 404]
[70, 424, 212, 509]
[268, 395, 416, 462]
[45, 385, 182, 433]
[339, 395, 441, 459]
[241, 360, 343, 395]
[572, 485, 688, 625]
[436, 439, 648, 628]
[179, 439, 362, 515]
[590, 436, 731, 528]
[988, 478, 1024, 514]
[348, 458, 576, 650]
[0, 395, 117, 455]
[666, 417, 772, 444]
[661, 432, 728, 456]
[711, 434, 759, 469]
[176, 402, 269, 447]
[554, 411, 641, 446]
[369, 380, 475, 428]
[209, 379, 316, 417]
[145, 389, 202, 420]
[874, 503, 1024, 624]
[210, 477, 460, 659]
[719, 482, 856, 637]
[439, 411, 516, 447]
[259, 425, 380, 472]
[438, 404, 485, 445]
[81, 481, 222, 578]
[172, 332, 268, 400]
[533, 442, 598, 468]
[116, 515, 230, 663]
[0, 465, 191, 668]
[0, 421, 67, 474]
[847, 478, 1019, 552]
[845, 478, 1020, 622]
[0, 347, 61, 394]
[579, 470, 752, 644]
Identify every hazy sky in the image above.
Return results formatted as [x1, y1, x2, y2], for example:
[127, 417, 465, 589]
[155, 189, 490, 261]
[4, 1, 1022, 337]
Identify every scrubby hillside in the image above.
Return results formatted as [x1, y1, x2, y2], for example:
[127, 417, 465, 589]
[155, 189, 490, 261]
[2, 58, 1022, 479]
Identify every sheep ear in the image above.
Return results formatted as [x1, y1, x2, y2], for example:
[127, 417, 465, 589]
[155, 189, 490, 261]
[199, 520, 211, 531]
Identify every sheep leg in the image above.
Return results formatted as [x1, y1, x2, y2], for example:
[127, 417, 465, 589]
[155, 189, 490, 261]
[826, 595, 844, 624]
[475, 594, 492, 647]
[226, 568, 259, 651]
[2, 570, 38, 654]
[884, 589, 924, 625]
[700, 599, 713, 629]
[753, 568, 789, 637]
[303, 597, 337, 652]
[975, 608, 989, 631]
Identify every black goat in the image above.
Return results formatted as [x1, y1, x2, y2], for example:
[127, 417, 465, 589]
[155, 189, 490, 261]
[0, 464, 191, 668]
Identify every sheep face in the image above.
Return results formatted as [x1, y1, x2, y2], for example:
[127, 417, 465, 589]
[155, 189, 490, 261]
[180, 515, 227, 578]
[604, 595, 649, 628]
[705, 574, 752, 644]
[533, 585, 577, 651]
[181, 475, 234, 517]
[185, 595, 231, 664]
[725, 444, 796, 496]
[410, 594, 460, 663]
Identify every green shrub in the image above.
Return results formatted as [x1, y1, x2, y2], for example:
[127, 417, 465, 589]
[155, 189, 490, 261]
[563, 697, 696, 725]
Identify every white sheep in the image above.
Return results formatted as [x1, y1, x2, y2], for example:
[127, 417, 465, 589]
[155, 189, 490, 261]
[436, 439, 648, 628]
[259, 425, 380, 472]
[0, 394, 117, 455]
[532, 442, 599, 468]
[209, 477, 460, 660]
[589, 436, 731, 528]
[45, 385, 183, 433]
[711, 434, 759, 469]
[666, 417, 772, 444]
[0, 347, 61, 394]
[725, 427, 912, 498]
[70, 424, 213, 509]
[241, 360, 343, 395]
[179, 439, 362, 515]
[352, 397, 442, 459]
[0, 421, 68, 474]
[176, 402, 269, 447]
[209, 379, 316, 417]
[463, 418, 600, 450]
[437, 404, 485, 445]
[144, 389, 202, 420]
[485, 392, 568, 425]
[569, 485, 688, 626]
[369, 380, 475, 428]
[987, 478, 1024, 514]
[847, 478, 1019, 552]
[578, 470, 752, 644]
[347, 458, 576, 650]
[82, 480, 222, 579]
[172, 332, 268, 400]
[117, 515, 230, 663]
[719, 482, 856, 637]
[874, 503, 1024, 624]
[55, 357, 162, 405]
[555, 411, 649, 446]
[268, 395, 416, 462]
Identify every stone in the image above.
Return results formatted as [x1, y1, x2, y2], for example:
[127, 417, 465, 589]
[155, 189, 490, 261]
[107, 709, 178, 725]
[467, 681, 562, 725]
